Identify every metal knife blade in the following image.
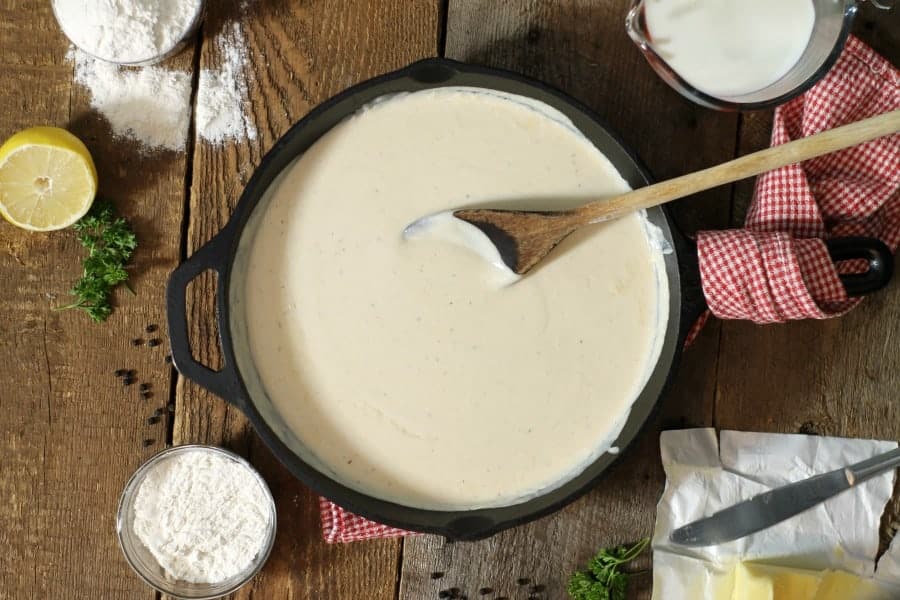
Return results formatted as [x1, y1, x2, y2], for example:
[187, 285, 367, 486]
[669, 447, 900, 547]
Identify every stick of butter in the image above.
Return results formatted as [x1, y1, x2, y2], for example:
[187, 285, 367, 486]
[729, 562, 890, 600]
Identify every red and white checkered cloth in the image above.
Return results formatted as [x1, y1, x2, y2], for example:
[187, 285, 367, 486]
[319, 497, 413, 543]
[695, 35, 899, 328]
[320, 36, 899, 543]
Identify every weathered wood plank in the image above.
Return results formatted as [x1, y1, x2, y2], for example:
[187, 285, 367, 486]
[174, 2, 440, 599]
[0, 1, 192, 598]
[400, 2, 738, 599]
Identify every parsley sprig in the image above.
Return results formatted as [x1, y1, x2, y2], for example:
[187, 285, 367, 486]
[56, 199, 137, 321]
[567, 537, 650, 600]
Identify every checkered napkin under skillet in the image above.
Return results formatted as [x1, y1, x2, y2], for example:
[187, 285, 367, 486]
[319, 497, 413, 543]
[320, 36, 899, 543]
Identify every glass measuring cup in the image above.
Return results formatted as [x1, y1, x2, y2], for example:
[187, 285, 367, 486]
[626, 0, 860, 111]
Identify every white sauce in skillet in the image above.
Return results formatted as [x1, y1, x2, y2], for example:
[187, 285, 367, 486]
[403, 210, 523, 286]
[243, 88, 668, 510]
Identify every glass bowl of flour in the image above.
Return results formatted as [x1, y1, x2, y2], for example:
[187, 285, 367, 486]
[52, 0, 206, 66]
[117, 445, 277, 599]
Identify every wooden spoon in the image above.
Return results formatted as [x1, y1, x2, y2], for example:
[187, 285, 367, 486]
[422, 110, 900, 277]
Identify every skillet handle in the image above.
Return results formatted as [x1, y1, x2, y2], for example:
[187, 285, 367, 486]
[677, 234, 894, 336]
[825, 237, 894, 297]
[166, 228, 244, 407]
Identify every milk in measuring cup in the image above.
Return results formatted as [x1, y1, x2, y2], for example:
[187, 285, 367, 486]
[644, 0, 816, 98]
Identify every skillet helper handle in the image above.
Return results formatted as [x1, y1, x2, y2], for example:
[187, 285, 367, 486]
[679, 235, 893, 336]
[166, 229, 243, 406]
[825, 237, 894, 297]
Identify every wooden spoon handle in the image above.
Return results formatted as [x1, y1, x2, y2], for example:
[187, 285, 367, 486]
[579, 109, 900, 223]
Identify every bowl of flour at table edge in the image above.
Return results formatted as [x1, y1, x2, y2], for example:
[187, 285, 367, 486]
[52, 0, 207, 66]
[116, 445, 277, 599]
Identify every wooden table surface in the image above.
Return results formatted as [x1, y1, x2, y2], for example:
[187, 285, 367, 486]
[1, 1, 898, 599]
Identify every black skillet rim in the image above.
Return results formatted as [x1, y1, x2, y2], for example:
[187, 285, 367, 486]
[174, 57, 689, 539]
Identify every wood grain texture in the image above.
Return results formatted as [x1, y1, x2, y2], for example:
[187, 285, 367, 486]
[0, 1, 192, 599]
[401, 2, 737, 599]
[173, 2, 440, 599]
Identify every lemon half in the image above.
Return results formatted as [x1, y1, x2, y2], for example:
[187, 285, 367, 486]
[0, 127, 98, 232]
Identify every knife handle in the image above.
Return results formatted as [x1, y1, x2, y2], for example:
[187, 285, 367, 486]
[847, 447, 900, 486]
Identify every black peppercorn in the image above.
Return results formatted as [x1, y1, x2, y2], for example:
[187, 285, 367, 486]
[431, 572, 444, 580]
[131, 338, 143, 346]
[438, 591, 450, 599]
[146, 324, 158, 333]
[123, 377, 135, 386]
[148, 338, 161, 347]
[147, 416, 159, 425]
[114, 369, 127, 377]
[142, 439, 154, 447]
[478, 587, 492, 595]
[139, 383, 150, 392]
[516, 578, 530, 586]
[164, 354, 172, 364]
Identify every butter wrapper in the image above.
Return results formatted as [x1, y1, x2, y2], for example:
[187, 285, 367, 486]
[651, 429, 900, 599]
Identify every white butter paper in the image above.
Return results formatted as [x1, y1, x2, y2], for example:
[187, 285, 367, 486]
[651, 428, 900, 599]
[877, 531, 900, 587]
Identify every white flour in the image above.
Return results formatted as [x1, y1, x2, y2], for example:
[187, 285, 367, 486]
[132, 450, 272, 583]
[197, 22, 257, 144]
[53, 0, 202, 64]
[70, 49, 192, 151]
[69, 18, 255, 150]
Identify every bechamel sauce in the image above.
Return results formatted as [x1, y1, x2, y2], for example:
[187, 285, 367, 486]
[243, 88, 668, 510]
[644, 0, 816, 97]
[403, 211, 523, 287]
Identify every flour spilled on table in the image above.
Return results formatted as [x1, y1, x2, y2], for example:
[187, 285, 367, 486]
[69, 17, 256, 151]
[70, 49, 193, 151]
[196, 21, 258, 144]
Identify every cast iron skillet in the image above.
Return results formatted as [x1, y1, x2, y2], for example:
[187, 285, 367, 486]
[166, 58, 894, 540]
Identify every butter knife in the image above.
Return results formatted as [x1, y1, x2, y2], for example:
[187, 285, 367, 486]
[670, 446, 900, 547]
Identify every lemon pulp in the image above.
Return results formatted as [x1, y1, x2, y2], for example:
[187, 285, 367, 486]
[0, 126, 97, 232]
